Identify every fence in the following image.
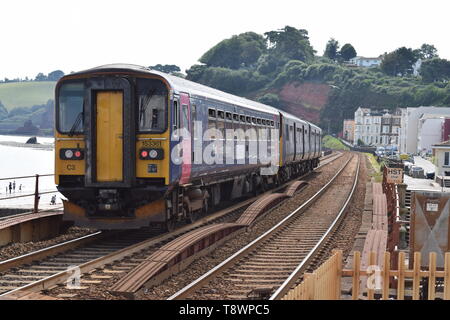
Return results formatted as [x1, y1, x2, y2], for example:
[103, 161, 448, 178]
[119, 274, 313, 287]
[0, 174, 58, 213]
[283, 250, 450, 300]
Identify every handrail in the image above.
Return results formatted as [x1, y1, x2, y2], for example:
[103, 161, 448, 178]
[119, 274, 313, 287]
[0, 173, 57, 213]
[0, 174, 53, 181]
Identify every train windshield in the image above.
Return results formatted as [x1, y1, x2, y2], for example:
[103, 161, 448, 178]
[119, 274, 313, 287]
[58, 82, 84, 134]
[137, 78, 167, 133]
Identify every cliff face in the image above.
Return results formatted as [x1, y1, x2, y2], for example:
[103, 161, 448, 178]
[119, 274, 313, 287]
[277, 82, 331, 124]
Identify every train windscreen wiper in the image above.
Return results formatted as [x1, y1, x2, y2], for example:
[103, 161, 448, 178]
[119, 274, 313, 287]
[139, 89, 157, 125]
[68, 111, 83, 137]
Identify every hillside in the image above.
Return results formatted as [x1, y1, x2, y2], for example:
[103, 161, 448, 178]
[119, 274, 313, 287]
[0, 81, 55, 110]
[184, 26, 450, 134]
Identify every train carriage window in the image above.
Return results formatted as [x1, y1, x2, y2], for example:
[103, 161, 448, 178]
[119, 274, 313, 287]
[257, 118, 262, 125]
[285, 124, 289, 141]
[208, 109, 216, 118]
[233, 114, 239, 121]
[240, 115, 246, 122]
[137, 78, 168, 133]
[271, 121, 274, 127]
[226, 112, 232, 121]
[262, 119, 266, 125]
[252, 117, 256, 124]
[246, 116, 251, 123]
[58, 82, 84, 133]
[217, 110, 224, 119]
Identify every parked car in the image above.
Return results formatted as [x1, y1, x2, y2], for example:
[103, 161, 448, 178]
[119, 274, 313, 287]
[410, 166, 425, 179]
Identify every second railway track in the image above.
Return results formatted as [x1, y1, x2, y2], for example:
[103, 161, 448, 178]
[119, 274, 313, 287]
[169, 153, 360, 300]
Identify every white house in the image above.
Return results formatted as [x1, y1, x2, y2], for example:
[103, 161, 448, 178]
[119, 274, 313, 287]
[399, 107, 450, 154]
[417, 115, 447, 155]
[353, 107, 401, 146]
[432, 141, 450, 186]
[349, 56, 382, 68]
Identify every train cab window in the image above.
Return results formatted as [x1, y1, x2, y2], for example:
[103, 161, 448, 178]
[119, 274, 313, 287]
[58, 82, 84, 133]
[137, 78, 168, 133]
[208, 108, 216, 118]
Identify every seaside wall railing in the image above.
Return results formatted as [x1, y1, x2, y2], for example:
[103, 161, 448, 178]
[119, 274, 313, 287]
[0, 174, 58, 213]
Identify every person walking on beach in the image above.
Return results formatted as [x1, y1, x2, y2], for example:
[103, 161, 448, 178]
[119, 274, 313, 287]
[19, 184, 22, 192]
[13, 181, 16, 192]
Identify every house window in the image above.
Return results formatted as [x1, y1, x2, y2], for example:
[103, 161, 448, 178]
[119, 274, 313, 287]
[445, 152, 450, 166]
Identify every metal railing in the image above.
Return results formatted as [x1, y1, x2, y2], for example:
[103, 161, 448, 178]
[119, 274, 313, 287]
[0, 174, 58, 213]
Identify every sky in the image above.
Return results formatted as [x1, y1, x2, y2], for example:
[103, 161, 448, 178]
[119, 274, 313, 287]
[0, 0, 449, 80]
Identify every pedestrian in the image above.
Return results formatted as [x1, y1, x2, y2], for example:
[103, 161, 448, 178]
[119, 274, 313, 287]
[19, 184, 22, 192]
[13, 181, 16, 192]
[8, 182, 12, 194]
[50, 195, 56, 205]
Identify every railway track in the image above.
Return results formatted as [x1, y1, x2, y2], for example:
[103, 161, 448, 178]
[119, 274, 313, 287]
[0, 152, 343, 299]
[168, 153, 360, 300]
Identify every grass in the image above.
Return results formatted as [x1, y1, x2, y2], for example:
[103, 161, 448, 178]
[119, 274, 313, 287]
[0, 81, 56, 110]
[365, 152, 383, 182]
[322, 135, 350, 151]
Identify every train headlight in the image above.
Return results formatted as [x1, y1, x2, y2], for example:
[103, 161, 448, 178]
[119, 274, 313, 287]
[65, 150, 74, 159]
[60, 148, 84, 160]
[149, 149, 158, 159]
[139, 148, 164, 160]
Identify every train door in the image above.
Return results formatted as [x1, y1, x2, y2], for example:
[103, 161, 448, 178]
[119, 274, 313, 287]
[95, 91, 123, 182]
[179, 92, 191, 184]
[293, 122, 297, 161]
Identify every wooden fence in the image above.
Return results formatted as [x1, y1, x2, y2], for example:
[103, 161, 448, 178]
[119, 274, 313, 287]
[283, 250, 450, 300]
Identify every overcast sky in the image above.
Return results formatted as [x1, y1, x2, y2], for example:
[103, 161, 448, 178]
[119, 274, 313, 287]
[1, 0, 449, 79]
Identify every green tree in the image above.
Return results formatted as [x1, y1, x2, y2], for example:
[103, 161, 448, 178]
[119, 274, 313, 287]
[200, 32, 266, 69]
[420, 58, 450, 83]
[340, 43, 357, 61]
[149, 64, 181, 74]
[417, 43, 438, 60]
[324, 38, 339, 61]
[35, 73, 47, 81]
[380, 47, 417, 76]
[185, 64, 208, 82]
[264, 26, 315, 64]
[258, 93, 280, 108]
[47, 70, 65, 81]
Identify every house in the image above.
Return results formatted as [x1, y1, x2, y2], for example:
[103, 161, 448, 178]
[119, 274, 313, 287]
[398, 107, 450, 154]
[342, 119, 355, 143]
[432, 140, 450, 186]
[353, 107, 401, 147]
[349, 56, 382, 68]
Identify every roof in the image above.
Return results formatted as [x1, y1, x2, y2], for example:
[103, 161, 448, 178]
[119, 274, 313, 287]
[432, 140, 450, 148]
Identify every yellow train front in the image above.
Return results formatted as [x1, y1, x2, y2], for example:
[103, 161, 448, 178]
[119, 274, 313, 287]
[55, 64, 322, 230]
[55, 65, 172, 229]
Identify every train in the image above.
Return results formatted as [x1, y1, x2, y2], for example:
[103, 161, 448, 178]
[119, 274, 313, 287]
[54, 64, 322, 230]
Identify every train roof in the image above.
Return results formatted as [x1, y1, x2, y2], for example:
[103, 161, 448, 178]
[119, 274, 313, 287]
[66, 64, 321, 131]
[67, 64, 280, 116]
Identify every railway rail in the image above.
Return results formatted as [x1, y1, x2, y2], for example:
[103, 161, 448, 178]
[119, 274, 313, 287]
[168, 153, 360, 300]
[0, 152, 343, 299]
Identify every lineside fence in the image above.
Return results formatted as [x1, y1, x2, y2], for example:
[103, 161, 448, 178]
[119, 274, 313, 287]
[282, 250, 450, 300]
[0, 174, 58, 213]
